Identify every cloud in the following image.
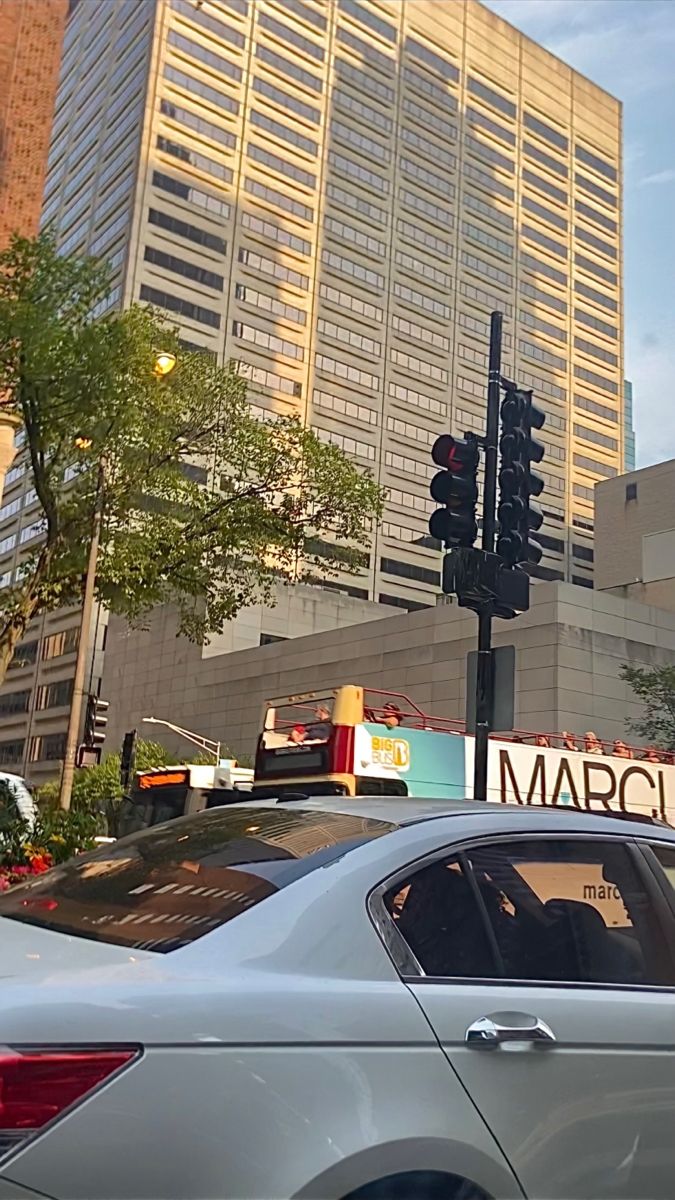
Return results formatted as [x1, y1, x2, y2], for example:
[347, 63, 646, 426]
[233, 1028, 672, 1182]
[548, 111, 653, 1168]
[640, 168, 675, 187]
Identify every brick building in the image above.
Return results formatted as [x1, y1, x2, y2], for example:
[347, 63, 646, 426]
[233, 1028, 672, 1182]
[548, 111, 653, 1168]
[0, 0, 67, 248]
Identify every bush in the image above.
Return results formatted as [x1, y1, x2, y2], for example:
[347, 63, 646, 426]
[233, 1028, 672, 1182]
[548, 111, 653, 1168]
[0, 807, 99, 891]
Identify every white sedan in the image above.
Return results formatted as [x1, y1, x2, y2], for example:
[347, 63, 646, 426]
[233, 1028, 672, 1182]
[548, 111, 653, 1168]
[0, 797, 674, 1200]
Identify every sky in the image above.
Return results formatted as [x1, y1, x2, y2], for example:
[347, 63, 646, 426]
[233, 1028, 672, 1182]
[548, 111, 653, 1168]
[483, 0, 675, 467]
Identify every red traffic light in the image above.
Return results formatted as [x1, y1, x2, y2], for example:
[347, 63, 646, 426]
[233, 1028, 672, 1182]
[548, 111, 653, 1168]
[431, 435, 479, 474]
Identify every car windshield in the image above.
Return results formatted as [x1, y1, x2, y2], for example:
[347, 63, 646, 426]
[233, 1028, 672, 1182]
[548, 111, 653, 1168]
[0, 806, 394, 953]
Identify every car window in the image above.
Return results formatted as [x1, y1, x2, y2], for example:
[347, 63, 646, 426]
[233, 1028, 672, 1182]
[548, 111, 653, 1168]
[650, 844, 675, 895]
[387, 838, 674, 987]
[0, 807, 394, 953]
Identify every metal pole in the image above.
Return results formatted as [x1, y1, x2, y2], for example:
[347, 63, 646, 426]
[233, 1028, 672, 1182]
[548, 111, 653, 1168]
[473, 312, 502, 802]
[59, 456, 106, 811]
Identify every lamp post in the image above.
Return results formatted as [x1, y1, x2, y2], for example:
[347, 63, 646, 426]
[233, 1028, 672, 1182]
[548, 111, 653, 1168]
[142, 716, 222, 763]
[58, 351, 177, 811]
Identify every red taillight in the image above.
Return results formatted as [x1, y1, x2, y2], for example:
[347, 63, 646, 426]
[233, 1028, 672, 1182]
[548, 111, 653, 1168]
[0, 1048, 138, 1153]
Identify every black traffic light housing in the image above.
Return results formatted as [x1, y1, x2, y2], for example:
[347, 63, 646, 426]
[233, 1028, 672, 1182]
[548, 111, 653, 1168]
[428, 434, 480, 548]
[497, 387, 546, 568]
[84, 694, 109, 749]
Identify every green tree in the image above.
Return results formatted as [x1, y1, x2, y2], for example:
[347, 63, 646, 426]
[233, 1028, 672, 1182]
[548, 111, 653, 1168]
[620, 663, 675, 751]
[36, 738, 188, 816]
[0, 232, 384, 679]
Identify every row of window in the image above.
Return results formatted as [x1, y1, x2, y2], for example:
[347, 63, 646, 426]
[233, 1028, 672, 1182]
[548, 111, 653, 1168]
[252, 74, 319, 125]
[148, 207, 226, 254]
[315, 353, 379, 392]
[316, 426, 376, 462]
[235, 283, 305, 326]
[575, 336, 618, 367]
[245, 176, 312, 222]
[380, 556, 439, 587]
[157, 136, 233, 186]
[334, 88, 392, 136]
[573, 453, 617, 478]
[394, 314, 449, 353]
[322, 247, 383, 291]
[312, 389, 377, 427]
[320, 282, 382, 323]
[153, 168, 230, 219]
[248, 141, 315, 189]
[394, 281, 450, 321]
[389, 381, 446, 418]
[237, 360, 301, 398]
[400, 188, 454, 231]
[325, 214, 385, 257]
[239, 246, 308, 290]
[387, 416, 435, 448]
[318, 318, 380, 358]
[141, 284, 221, 329]
[252, 107, 318, 157]
[326, 181, 386, 226]
[574, 423, 618, 452]
[243, 210, 310, 256]
[574, 393, 618, 423]
[233, 320, 302, 360]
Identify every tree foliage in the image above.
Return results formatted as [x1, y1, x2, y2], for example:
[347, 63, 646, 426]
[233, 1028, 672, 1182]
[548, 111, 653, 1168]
[0, 232, 384, 678]
[620, 663, 675, 751]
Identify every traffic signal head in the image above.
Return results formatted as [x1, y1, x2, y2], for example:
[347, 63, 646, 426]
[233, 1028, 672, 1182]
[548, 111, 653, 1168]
[84, 694, 109, 749]
[497, 388, 546, 568]
[428, 434, 480, 549]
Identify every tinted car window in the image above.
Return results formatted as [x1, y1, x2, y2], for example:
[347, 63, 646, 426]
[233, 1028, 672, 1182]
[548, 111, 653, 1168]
[0, 807, 394, 953]
[389, 839, 674, 986]
[651, 844, 675, 894]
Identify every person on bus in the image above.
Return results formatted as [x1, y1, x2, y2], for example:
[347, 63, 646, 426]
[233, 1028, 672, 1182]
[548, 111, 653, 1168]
[562, 731, 579, 752]
[534, 734, 550, 748]
[383, 702, 402, 729]
[641, 746, 662, 763]
[612, 739, 633, 759]
[306, 705, 332, 741]
[584, 731, 603, 755]
[288, 724, 306, 745]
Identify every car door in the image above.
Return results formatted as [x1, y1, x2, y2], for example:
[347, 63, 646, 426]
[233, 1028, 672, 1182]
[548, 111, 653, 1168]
[378, 833, 675, 1200]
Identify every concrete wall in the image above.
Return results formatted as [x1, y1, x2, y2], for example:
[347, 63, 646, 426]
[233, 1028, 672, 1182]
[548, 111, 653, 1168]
[595, 459, 675, 609]
[102, 582, 675, 762]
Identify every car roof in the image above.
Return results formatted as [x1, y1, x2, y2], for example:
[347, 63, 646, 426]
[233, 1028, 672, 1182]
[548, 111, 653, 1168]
[249, 795, 675, 839]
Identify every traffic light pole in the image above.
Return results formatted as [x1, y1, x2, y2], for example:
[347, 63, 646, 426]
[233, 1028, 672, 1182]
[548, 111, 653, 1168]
[472, 312, 502, 802]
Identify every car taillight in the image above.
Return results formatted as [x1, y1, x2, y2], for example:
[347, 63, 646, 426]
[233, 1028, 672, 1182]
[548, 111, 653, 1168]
[0, 1047, 139, 1158]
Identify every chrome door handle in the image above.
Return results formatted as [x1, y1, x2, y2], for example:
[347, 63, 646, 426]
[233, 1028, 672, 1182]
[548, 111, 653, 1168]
[465, 1011, 557, 1049]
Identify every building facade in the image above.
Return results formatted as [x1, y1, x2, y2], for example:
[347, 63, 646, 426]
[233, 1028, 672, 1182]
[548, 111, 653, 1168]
[623, 378, 636, 472]
[595, 458, 675, 611]
[0, 0, 625, 775]
[0, 0, 67, 248]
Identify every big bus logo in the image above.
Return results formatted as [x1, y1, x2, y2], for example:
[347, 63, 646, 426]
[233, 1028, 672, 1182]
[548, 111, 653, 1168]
[371, 736, 410, 771]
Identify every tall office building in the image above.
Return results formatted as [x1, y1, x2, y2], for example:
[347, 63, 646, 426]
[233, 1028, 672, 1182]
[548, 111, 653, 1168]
[0, 0, 68, 248]
[623, 379, 636, 472]
[0, 0, 624, 777]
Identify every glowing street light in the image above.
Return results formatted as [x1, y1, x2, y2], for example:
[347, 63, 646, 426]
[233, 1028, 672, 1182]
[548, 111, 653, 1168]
[153, 350, 177, 377]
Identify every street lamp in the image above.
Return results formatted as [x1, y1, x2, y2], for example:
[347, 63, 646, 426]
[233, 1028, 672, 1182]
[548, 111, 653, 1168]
[59, 351, 178, 811]
[142, 716, 221, 762]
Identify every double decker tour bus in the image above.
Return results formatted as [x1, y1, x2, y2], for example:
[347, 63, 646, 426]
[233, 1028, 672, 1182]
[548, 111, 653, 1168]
[253, 685, 675, 823]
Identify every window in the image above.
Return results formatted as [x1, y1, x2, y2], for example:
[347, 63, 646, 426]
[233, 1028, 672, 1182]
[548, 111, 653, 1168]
[335, 89, 392, 134]
[164, 64, 239, 117]
[235, 284, 305, 325]
[389, 382, 446, 418]
[166, 31, 242, 83]
[539, 532, 565, 553]
[400, 158, 454, 198]
[522, 224, 567, 259]
[521, 251, 567, 287]
[626, 482, 638, 502]
[249, 139, 317, 186]
[522, 168, 567, 206]
[386, 839, 673, 986]
[402, 127, 456, 170]
[172, 0, 246, 46]
[464, 191, 512, 231]
[575, 225, 617, 260]
[233, 320, 302, 360]
[397, 250, 452, 290]
[467, 76, 515, 118]
[320, 282, 382, 322]
[245, 177, 312, 222]
[394, 281, 450, 320]
[335, 57, 394, 104]
[574, 308, 617, 340]
[326, 182, 386, 225]
[467, 106, 515, 146]
[519, 310, 567, 343]
[575, 173, 617, 208]
[157, 136, 233, 184]
[315, 353, 379, 391]
[574, 482, 595, 502]
[145, 246, 224, 291]
[141, 285, 221, 329]
[317, 318, 380, 357]
[464, 133, 514, 176]
[317, 426, 376, 461]
[402, 96, 456, 142]
[313, 389, 378, 426]
[574, 394, 618, 423]
[520, 280, 567, 315]
[522, 195, 567, 232]
[337, 26, 393, 74]
[394, 315, 449, 353]
[524, 140, 567, 179]
[387, 417, 435, 448]
[575, 337, 617, 368]
[461, 251, 512, 289]
[573, 514, 594, 532]
[0, 739, 24, 766]
[322, 248, 383, 291]
[461, 280, 513, 317]
[238, 246, 308, 290]
[0, 808, 394, 951]
[255, 43, 322, 93]
[399, 189, 454, 230]
[251, 108, 317, 156]
[574, 454, 617, 478]
[574, 365, 618, 396]
[325, 215, 385, 257]
[380, 557, 439, 587]
[340, 0, 396, 43]
[0, 690, 31, 716]
[575, 144, 617, 183]
[329, 150, 389, 195]
[575, 200, 617, 235]
[575, 254, 617, 287]
[405, 36, 458, 82]
[462, 221, 512, 259]
[572, 575, 593, 589]
[573, 542, 594, 562]
[398, 219, 452, 260]
[258, 12, 324, 61]
[391, 349, 447, 385]
[524, 111, 568, 152]
[519, 340, 566, 372]
[242, 210, 311, 256]
[460, 311, 513, 348]
[574, 283, 617, 315]
[8, 640, 38, 670]
[259, 632, 287, 646]
[35, 678, 74, 711]
[148, 208, 226, 254]
[41, 628, 79, 662]
[464, 160, 513, 201]
[152, 166, 231, 219]
[237, 361, 301, 397]
[574, 423, 618, 452]
[277, 0, 326, 31]
[252, 76, 319, 124]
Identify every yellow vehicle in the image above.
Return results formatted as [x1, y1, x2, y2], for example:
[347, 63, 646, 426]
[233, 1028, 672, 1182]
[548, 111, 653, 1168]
[253, 684, 675, 822]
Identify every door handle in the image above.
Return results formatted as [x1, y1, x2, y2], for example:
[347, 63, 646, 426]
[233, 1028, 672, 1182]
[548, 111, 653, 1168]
[465, 1011, 557, 1049]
